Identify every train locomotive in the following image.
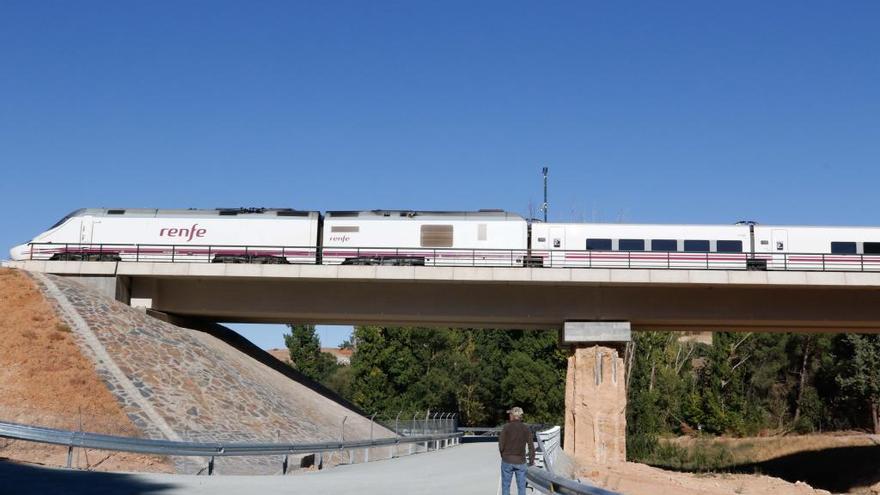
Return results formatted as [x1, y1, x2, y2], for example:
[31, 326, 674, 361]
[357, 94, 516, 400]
[10, 207, 880, 271]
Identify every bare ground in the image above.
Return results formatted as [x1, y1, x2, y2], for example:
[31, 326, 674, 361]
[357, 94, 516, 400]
[583, 461, 834, 495]
[581, 434, 880, 494]
[0, 268, 171, 472]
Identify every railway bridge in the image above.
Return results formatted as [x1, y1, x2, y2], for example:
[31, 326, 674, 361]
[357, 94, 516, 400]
[6, 258, 880, 466]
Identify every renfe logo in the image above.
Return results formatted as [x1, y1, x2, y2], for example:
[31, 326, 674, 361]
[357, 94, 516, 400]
[159, 224, 207, 242]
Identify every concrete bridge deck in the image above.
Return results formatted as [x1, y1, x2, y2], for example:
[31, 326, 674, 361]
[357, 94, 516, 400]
[0, 442, 500, 495]
[6, 260, 880, 332]
[8, 259, 880, 287]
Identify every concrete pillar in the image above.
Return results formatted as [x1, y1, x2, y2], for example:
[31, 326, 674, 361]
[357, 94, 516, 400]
[62, 275, 130, 304]
[561, 322, 630, 466]
[130, 278, 157, 310]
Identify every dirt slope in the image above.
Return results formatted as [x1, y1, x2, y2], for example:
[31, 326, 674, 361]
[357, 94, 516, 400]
[4, 269, 393, 474]
[0, 268, 170, 472]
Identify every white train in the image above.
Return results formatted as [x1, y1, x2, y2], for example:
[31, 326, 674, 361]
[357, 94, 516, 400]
[10, 207, 880, 271]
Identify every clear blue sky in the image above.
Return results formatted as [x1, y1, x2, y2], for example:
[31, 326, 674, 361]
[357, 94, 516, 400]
[2, 2, 878, 348]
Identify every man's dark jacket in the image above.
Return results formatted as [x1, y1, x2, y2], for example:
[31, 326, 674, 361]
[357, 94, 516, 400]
[498, 420, 535, 465]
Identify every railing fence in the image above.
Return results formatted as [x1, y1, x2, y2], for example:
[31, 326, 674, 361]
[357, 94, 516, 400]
[20, 242, 880, 273]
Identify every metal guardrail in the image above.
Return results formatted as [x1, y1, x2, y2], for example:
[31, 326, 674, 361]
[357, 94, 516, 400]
[457, 426, 502, 434]
[1, 415, 618, 493]
[534, 425, 561, 472]
[527, 426, 622, 495]
[0, 420, 462, 475]
[21, 242, 880, 272]
[526, 467, 622, 495]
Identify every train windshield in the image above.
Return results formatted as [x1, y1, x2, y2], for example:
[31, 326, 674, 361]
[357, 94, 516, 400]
[48, 208, 86, 229]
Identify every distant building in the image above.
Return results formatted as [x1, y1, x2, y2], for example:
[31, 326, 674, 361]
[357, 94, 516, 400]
[322, 347, 353, 365]
[266, 347, 353, 366]
[267, 348, 291, 365]
[676, 331, 713, 345]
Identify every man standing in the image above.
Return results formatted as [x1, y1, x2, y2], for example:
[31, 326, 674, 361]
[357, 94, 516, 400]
[498, 406, 535, 495]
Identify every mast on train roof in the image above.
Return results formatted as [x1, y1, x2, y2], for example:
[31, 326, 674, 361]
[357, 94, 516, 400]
[539, 166, 549, 223]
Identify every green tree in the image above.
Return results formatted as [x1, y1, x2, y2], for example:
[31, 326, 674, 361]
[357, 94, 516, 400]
[323, 365, 355, 401]
[829, 334, 880, 434]
[626, 332, 701, 458]
[348, 326, 566, 425]
[284, 324, 337, 382]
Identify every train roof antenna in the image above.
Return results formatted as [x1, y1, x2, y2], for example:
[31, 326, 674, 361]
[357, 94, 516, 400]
[539, 167, 549, 222]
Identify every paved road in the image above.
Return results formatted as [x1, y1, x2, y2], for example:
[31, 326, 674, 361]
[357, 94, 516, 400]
[0, 442, 502, 495]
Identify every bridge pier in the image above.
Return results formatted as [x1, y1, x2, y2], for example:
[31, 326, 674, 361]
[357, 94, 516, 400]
[59, 275, 131, 304]
[562, 322, 630, 467]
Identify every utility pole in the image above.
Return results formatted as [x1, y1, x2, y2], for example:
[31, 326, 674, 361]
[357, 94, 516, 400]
[540, 167, 549, 222]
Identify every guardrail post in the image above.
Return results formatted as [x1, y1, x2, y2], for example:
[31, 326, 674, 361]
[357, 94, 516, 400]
[410, 412, 418, 454]
[208, 456, 215, 475]
[340, 416, 352, 464]
[424, 410, 430, 451]
[282, 454, 289, 475]
[66, 445, 74, 468]
[393, 411, 402, 458]
[432, 412, 440, 450]
[367, 412, 376, 462]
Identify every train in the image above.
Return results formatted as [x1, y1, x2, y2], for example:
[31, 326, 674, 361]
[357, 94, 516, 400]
[10, 207, 880, 271]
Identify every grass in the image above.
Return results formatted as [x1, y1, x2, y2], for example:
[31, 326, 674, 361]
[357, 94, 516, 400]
[641, 437, 738, 472]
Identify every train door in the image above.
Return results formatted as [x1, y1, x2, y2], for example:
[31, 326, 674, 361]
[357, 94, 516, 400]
[80, 217, 94, 245]
[549, 227, 564, 267]
[772, 229, 788, 270]
[772, 229, 788, 253]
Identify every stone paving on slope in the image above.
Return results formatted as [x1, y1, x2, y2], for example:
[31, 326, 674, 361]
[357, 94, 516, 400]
[27, 273, 394, 474]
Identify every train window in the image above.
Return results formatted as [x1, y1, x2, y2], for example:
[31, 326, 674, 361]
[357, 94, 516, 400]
[864, 242, 880, 254]
[651, 239, 677, 252]
[618, 239, 645, 251]
[478, 224, 487, 241]
[831, 242, 857, 254]
[421, 225, 454, 247]
[586, 238, 612, 250]
[716, 240, 743, 253]
[331, 226, 359, 233]
[684, 240, 710, 252]
[107, 209, 125, 215]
